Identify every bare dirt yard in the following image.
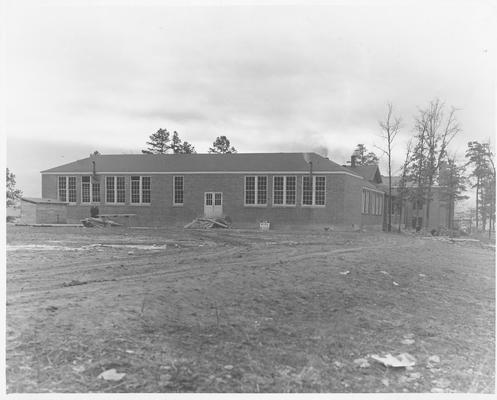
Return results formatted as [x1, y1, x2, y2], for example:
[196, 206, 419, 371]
[6, 225, 495, 393]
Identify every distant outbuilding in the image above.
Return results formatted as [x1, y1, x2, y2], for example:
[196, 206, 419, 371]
[20, 197, 68, 224]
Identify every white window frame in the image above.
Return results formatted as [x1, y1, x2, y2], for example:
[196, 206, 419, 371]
[301, 175, 326, 207]
[81, 176, 101, 204]
[244, 176, 268, 206]
[272, 176, 297, 206]
[57, 176, 77, 204]
[105, 176, 126, 204]
[130, 176, 151, 205]
[173, 176, 184, 206]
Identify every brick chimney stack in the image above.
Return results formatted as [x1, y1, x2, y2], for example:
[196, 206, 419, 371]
[350, 155, 357, 167]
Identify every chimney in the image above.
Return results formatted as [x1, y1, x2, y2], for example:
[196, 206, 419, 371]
[351, 155, 357, 167]
[92, 160, 96, 176]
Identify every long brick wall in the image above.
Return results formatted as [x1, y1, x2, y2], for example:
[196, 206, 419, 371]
[41, 172, 384, 228]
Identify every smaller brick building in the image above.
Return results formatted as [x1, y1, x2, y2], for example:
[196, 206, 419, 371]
[40, 152, 385, 229]
[20, 197, 68, 224]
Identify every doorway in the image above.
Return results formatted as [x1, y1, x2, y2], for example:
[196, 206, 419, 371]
[204, 192, 223, 218]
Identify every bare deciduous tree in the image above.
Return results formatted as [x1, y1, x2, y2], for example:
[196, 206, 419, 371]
[410, 99, 459, 229]
[377, 102, 402, 232]
[396, 140, 412, 232]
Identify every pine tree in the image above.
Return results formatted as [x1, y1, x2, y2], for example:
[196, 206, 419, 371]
[209, 136, 238, 154]
[465, 141, 492, 231]
[438, 157, 469, 229]
[350, 144, 379, 166]
[142, 129, 196, 154]
[170, 131, 196, 154]
[142, 128, 171, 154]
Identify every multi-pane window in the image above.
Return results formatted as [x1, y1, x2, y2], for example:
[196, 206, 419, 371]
[58, 176, 67, 202]
[142, 177, 151, 203]
[131, 176, 151, 204]
[106, 176, 126, 204]
[174, 176, 184, 205]
[106, 177, 115, 203]
[68, 177, 76, 203]
[314, 176, 325, 205]
[116, 177, 125, 203]
[92, 181, 101, 203]
[245, 176, 267, 205]
[302, 176, 326, 206]
[273, 176, 296, 205]
[362, 189, 383, 215]
[58, 176, 76, 203]
[131, 176, 140, 203]
[82, 176, 91, 203]
[82, 176, 101, 203]
[362, 189, 367, 213]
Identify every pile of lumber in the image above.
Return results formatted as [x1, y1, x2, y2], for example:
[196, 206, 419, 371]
[81, 217, 122, 227]
[184, 217, 231, 229]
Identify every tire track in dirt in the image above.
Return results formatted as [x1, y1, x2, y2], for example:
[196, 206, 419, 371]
[7, 242, 421, 308]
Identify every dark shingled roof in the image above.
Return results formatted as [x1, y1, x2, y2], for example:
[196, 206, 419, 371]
[345, 165, 383, 183]
[41, 153, 363, 177]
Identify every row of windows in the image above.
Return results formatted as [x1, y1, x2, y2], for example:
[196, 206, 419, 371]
[59, 176, 155, 205]
[244, 176, 326, 206]
[362, 189, 383, 215]
[57, 175, 327, 207]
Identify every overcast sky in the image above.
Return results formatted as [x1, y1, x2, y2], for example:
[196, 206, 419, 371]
[2, 0, 495, 197]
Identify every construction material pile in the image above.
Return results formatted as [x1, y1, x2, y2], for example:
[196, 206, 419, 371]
[81, 217, 122, 228]
[184, 217, 231, 229]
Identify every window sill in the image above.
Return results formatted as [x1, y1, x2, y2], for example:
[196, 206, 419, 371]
[244, 204, 268, 207]
[272, 204, 297, 208]
[173, 204, 184, 207]
[129, 203, 151, 206]
[301, 204, 326, 208]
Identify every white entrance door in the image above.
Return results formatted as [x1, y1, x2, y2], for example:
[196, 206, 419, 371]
[204, 192, 223, 218]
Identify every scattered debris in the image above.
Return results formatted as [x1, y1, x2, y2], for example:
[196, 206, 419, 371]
[72, 365, 85, 373]
[432, 378, 450, 388]
[381, 378, 390, 387]
[353, 358, 371, 368]
[259, 221, 270, 231]
[98, 369, 126, 381]
[419, 273, 426, 277]
[128, 251, 134, 255]
[339, 270, 350, 275]
[392, 281, 399, 286]
[81, 217, 122, 227]
[224, 365, 234, 370]
[430, 388, 445, 393]
[403, 333, 415, 339]
[428, 355, 440, 364]
[184, 217, 231, 229]
[333, 361, 344, 369]
[62, 280, 87, 287]
[401, 338, 415, 345]
[45, 306, 58, 312]
[125, 350, 135, 354]
[371, 353, 416, 368]
[380, 270, 390, 275]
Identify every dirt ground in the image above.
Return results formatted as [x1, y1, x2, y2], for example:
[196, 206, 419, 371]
[5, 225, 495, 393]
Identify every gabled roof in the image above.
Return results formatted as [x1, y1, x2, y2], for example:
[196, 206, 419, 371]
[21, 197, 68, 205]
[345, 165, 383, 183]
[381, 176, 403, 187]
[41, 153, 363, 177]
